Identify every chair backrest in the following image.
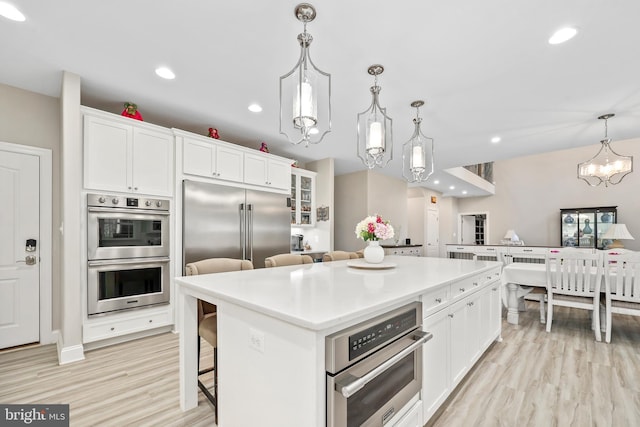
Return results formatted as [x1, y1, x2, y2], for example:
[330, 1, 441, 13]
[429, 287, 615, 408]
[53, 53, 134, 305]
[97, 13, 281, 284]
[355, 250, 364, 259]
[546, 251, 602, 296]
[264, 253, 313, 268]
[185, 258, 254, 317]
[322, 251, 359, 262]
[604, 251, 640, 303]
[185, 258, 254, 276]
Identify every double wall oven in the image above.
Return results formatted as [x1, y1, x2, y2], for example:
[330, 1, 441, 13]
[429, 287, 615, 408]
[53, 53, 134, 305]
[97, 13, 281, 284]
[326, 302, 432, 427]
[87, 193, 170, 316]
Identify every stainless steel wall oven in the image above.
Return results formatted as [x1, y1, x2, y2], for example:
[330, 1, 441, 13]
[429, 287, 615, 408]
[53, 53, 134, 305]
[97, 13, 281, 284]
[326, 302, 432, 427]
[87, 193, 170, 315]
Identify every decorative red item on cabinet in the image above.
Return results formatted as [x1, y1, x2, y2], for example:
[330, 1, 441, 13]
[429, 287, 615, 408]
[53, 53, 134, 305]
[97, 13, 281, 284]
[208, 128, 220, 139]
[121, 102, 143, 121]
[259, 142, 269, 153]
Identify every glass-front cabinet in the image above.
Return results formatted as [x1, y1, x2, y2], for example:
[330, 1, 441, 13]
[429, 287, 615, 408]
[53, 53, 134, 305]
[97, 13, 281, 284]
[290, 167, 316, 227]
[560, 206, 617, 249]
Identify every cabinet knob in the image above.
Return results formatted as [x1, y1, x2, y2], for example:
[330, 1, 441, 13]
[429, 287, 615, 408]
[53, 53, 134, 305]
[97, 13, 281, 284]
[467, 301, 474, 306]
[459, 288, 465, 292]
[435, 298, 442, 303]
[473, 282, 478, 286]
[134, 187, 138, 191]
[448, 314, 454, 318]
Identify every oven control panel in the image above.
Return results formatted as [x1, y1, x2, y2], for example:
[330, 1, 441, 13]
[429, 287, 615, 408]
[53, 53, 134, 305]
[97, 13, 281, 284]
[325, 301, 422, 374]
[87, 193, 170, 211]
[348, 310, 417, 360]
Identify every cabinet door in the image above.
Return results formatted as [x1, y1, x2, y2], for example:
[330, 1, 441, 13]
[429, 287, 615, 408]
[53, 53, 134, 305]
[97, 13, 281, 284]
[216, 145, 244, 182]
[244, 153, 268, 186]
[132, 127, 173, 196]
[422, 308, 450, 422]
[449, 299, 468, 387]
[268, 159, 291, 190]
[489, 283, 502, 343]
[84, 115, 131, 192]
[465, 291, 482, 365]
[299, 174, 314, 226]
[183, 137, 215, 177]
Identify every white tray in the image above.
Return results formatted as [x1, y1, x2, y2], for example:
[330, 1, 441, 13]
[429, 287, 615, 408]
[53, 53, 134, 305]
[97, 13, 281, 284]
[346, 260, 397, 270]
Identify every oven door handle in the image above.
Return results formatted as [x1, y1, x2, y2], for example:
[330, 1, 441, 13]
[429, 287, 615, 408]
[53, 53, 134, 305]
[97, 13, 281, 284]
[88, 257, 170, 267]
[337, 330, 433, 398]
[87, 206, 170, 215]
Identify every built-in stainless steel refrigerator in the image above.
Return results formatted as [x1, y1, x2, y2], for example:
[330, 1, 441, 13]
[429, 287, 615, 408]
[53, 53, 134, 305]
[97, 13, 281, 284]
[182, 180, 291, 269]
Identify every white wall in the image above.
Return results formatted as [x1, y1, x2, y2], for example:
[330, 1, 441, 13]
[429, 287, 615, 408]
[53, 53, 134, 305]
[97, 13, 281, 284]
[457, 137, 640, 251]
[0, 83, 62, 330]
[335, 170, 409, 252]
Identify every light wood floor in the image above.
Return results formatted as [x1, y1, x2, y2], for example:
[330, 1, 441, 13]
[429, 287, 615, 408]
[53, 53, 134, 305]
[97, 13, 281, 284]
[1, 304, 639, 427]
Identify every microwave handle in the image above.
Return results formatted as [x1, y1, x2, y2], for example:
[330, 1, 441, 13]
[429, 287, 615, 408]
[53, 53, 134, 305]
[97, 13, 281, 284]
[88, 256, 170, 267]
[336, 330, 432, 399]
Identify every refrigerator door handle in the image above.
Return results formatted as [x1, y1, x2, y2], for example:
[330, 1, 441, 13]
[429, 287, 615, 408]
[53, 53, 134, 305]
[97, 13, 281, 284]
[247, 204, 254, 262]
[240, 203, 246, 260]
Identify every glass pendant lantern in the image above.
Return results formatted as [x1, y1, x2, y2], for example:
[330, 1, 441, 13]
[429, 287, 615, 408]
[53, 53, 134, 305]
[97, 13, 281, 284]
[402, 100, 434, 183]
[356, 64, 393, 169]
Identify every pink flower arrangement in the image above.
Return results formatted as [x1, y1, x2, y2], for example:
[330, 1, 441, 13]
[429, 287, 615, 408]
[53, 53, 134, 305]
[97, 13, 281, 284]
[355, 215, 395, 241]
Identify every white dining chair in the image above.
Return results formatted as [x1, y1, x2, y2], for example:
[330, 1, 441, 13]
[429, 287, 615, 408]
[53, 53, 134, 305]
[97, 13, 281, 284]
[545, 250, 602, 341]
[603, 250, 640, 343]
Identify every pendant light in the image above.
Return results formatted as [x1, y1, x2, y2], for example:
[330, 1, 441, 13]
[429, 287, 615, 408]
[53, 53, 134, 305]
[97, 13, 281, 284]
[402, 100, 434, 183]
[357, 65, 393, 169]
[279, 3, 331, 146]
[577, 114, 633, 187]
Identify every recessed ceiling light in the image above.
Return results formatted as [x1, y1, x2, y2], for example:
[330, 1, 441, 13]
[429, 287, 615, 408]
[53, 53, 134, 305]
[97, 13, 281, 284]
[248, 104, 262, 113]
[449, 185, 455, 190]
[462, 190, 468, 195]
[549, 27, 577, 45]
[433, 180, 439, 185]
[0, 2, 26, 21]
[155, 67, 175, 80]
[491, 136, 501, 144]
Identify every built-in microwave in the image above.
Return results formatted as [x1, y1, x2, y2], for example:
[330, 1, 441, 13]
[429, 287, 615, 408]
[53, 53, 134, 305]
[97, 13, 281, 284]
[87, 193, 170, 261]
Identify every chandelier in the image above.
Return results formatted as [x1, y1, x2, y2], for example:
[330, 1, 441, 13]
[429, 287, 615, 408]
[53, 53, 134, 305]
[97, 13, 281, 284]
[357, 65, 393, 169]
[402, 100, 434, 183]
[279, 3, 331, 146]
[578, 114, 633, 187]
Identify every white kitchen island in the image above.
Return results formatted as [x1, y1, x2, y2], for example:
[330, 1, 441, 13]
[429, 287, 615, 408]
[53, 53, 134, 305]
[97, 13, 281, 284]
[175, 256, 503, 427]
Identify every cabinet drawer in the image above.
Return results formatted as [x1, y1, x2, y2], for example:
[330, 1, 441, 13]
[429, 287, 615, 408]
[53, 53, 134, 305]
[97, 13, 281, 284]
[83, 309, 172, 343]
[451, 269, 501, 300]
[422, 287, 449, 316]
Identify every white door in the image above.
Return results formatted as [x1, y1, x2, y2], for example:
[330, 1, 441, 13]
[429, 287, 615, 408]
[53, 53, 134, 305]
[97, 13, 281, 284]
[0, 149, 40, 348]
[425, 208, 439, 257]
[461, 215, 475, 244]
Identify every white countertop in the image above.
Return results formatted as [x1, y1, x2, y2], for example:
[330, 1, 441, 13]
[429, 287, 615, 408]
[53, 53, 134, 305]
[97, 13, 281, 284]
[175, 256, 501, 331]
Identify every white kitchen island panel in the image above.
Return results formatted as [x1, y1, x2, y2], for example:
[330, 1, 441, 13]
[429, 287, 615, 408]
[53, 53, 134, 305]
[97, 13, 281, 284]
[175, 256, 502, 426]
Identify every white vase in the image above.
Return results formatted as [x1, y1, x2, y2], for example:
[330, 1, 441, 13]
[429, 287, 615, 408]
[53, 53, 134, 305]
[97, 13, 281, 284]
[364, 240, 385, 264]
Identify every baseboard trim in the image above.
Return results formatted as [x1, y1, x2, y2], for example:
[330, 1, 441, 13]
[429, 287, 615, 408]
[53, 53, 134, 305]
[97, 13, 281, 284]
[57, 336, 85, 365]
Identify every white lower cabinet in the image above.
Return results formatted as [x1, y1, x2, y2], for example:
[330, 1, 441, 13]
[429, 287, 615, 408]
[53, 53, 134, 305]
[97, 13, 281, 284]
[83, 305, 172, 344]
[421, 267, 502, 424]
[391, 399, 423, 427]
[422, 308, 450, 421]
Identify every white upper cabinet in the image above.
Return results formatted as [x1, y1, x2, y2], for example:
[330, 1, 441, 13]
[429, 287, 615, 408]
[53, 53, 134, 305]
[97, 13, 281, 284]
[83, 110, 173, 196]
[182, 137, 244, 183]
[244, 153, 291, 191]
[290, 167, 317, 227]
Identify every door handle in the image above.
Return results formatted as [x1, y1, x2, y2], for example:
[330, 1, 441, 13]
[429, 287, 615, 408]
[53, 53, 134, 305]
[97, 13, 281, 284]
[17, 255, 37, 265]
[336, 331, 432, 398]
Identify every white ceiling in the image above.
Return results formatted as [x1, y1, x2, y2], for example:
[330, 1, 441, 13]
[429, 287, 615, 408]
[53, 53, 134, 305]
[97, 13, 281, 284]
[2, 0, 639, 197]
